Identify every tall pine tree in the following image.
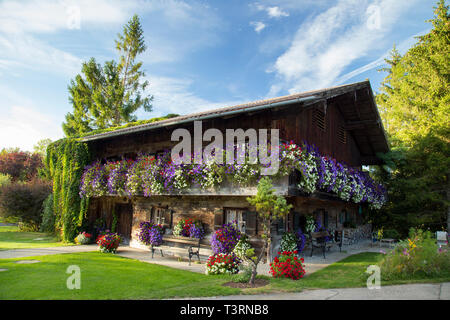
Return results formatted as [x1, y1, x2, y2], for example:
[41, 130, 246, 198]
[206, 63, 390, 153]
[63, 15, 153, 137]
[374, 0, 450, 234]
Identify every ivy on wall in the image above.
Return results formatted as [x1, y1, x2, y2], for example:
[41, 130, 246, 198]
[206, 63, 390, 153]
[46, 139, 91, 242]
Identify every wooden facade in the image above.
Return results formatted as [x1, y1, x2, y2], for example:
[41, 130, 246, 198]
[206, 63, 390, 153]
[82, 81, 388, 258]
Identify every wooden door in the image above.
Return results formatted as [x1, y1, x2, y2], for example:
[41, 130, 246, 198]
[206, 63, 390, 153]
[115, 203, 133, 243]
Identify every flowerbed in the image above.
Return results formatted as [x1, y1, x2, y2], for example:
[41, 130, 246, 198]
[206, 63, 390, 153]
[380, 228, 450, 279]
[270, 250, 306, 280]
[97, 232, 121, 253]
[79, 141, 386, 209]
[75, 231, 92, 244]
[205, 253, 240, 275]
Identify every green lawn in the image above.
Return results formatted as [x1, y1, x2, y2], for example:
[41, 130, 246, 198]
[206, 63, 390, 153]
[0, 225, 73, 250]
[260, 252, 450, 294]
[0, 252, 240, 299]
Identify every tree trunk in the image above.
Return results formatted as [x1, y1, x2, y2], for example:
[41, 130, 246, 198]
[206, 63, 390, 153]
[248, 240, 268, 285]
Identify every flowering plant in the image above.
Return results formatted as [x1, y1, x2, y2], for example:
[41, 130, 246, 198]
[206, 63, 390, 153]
[270, 250, 306, 280]
[233, 235, 253, 260]
[280, 232, 298, 252]
[380, 228, 450, 279]
[296, 228, 306, 253]
[97, 232, 121, 253]
[205, 253, 240, 275]
[74, 231, 92, 244]
[173, 218, 204, 238]
[80, 141, 387, 209]
[210, 222, 241, 255]
[138, 221, 163, 246]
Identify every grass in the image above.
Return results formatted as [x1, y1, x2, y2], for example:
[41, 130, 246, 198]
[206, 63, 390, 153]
[0, 225, 73, 250]
[0, 251, 240, 299]
[246, 252, 450, 295]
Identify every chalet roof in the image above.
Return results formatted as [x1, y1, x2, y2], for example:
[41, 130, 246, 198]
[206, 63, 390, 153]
[81, 80, 389, 164]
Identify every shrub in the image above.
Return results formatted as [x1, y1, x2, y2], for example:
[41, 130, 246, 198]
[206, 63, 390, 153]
[0, 173, 11, 188]
[97, 232, 121, 253]
[210, 222, 241, 255]
[383, 229, 401, 240]
[380, 228, 450, 279]
[138, 221, 163, 246]
[205, 253, 240, 275]
[231, 264, 253, 283]
[0, 151, 43, 182]
[0, 180, 51, 230]
[40, 193, 55, 233]
[75, 231, 92, 244]
[280, 232, 298, 252]
[270, 250, 306, 280]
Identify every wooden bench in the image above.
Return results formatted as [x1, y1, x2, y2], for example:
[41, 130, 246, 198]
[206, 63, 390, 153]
[310, 231, 342, 259]
[150, 235, 201, 266]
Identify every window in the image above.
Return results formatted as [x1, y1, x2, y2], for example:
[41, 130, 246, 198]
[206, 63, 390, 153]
[224, 208, 246, 233]
[150, 206, 172, 228]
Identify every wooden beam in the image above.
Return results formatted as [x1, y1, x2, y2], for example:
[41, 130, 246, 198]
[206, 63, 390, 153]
[344, 119, 380, 130]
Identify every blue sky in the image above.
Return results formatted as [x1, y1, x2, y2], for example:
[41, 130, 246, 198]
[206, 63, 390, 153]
[0, 0, 439, 151]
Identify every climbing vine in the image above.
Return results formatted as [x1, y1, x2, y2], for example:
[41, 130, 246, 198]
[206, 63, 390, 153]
[46, 139, 91, 242]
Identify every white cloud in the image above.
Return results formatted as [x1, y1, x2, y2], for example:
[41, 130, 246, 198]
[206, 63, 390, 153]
[266, 6, 289, 18]
[268, 0, 418, 95]
[250, 21, 267, 33]
[253, 3, 289, 18]
[0, 105, 62, 152]
[139, 76, 243, 118]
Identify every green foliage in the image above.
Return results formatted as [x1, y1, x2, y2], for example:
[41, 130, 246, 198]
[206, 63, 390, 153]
[0, 180, 51, 230]
[63, 15, 153, 137]
[231, 264, 253, 283]
[40, 193, 55, 234]
[247, 177, 292, 225]
[73, 113, 179, 139]
[0, 173, 11, 188]
[371, 133, 449, 236]
[377, 0, 449, 145]
[373, 1, 450, 235]
[383, 229, 401, 240]
[33, 139, 53, 157]
[46, 139, 91, 242]
[380, 228, 450, 279]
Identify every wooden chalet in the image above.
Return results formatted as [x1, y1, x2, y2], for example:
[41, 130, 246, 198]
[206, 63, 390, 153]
[81, 80, 389, 259]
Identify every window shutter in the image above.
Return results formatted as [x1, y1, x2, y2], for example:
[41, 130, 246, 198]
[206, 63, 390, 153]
[214, 210, 224, 230]
[244, 211, 257, 236]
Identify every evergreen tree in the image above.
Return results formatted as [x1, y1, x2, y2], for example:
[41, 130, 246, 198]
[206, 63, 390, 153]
[374, 1, 450, 234]
[377, 0, 449, 146]
[63, 15, 153, 136]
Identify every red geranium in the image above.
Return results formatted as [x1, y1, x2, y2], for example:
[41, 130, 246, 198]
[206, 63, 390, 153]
[269, 250, 306, 280]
